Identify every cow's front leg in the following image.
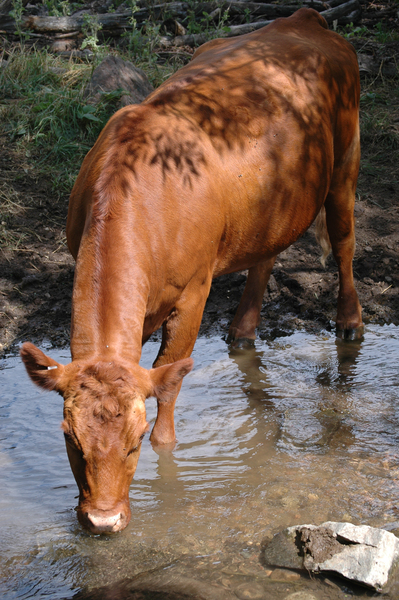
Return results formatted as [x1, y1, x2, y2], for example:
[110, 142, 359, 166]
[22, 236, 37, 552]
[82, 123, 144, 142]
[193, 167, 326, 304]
[150, 273, 212, 446]
[227, 258, 276, 346]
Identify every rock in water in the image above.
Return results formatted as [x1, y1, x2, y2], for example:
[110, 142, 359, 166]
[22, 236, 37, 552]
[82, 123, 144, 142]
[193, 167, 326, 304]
[308, 522, 399, 590]
[263, 521, 399, 590]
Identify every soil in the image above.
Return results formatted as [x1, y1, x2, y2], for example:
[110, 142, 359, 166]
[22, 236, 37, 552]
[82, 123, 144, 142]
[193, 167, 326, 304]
[1, 68, 399, 357]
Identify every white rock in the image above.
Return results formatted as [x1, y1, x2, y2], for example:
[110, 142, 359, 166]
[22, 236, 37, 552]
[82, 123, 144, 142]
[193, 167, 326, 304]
[315, 521, 399, 590]
[286, 521, 399, 590]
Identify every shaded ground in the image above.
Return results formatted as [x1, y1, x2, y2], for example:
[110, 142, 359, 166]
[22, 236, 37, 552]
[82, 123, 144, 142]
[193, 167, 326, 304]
[0, 68, 398, 357]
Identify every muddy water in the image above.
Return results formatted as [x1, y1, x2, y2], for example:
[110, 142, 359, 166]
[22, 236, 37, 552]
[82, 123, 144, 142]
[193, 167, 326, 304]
[1, 325, 399, 599]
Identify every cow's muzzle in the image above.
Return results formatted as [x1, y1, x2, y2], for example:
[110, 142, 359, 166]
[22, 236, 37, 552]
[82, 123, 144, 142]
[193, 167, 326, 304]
[78, 503, 131, 534]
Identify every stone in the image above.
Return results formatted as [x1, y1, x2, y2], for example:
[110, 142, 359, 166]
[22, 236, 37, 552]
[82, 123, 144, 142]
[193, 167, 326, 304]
[83, 55, 154, 107]
[269, 568, 301, 582]
[265, 522, 399, 590]
[310, 522, 399, 590]
[234, 582, 267, 599]
[263, 529, 303, 570]
[50, 39, 77, 53]
[283, 593, 319, 600]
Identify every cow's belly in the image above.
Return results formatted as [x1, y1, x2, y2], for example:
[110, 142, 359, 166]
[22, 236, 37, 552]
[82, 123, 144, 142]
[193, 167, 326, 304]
[212, 162, 330, 277]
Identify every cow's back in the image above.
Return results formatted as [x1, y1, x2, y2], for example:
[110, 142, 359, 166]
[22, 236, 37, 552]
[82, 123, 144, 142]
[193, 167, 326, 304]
[68, 8, 360, 280]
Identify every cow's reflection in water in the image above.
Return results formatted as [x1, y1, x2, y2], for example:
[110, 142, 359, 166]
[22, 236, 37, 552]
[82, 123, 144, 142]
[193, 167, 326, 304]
[228, 335, 362, 453]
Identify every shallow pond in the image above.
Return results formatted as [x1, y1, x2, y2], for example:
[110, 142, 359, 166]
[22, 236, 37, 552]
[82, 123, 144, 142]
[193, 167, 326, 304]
[1, 325, 399, 599]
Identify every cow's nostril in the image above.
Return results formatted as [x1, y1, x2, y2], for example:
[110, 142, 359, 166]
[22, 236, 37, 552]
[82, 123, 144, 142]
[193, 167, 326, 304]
[86, 511, 125, 533]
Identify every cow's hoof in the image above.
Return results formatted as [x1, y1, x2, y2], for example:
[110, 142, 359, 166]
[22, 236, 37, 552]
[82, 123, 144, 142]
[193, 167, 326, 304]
[150, 438, 177, 453]
[150, 428, 177, 450]
[336, 325, 364, 341]
[228, 336, 255, 349]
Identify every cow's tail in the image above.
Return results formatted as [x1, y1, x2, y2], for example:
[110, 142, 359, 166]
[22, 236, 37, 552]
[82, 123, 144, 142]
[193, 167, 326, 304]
[314, 206, 331, 267]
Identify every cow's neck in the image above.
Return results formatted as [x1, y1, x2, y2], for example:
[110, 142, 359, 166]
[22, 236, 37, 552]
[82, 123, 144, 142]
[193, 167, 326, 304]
[70, 227, 150, 365]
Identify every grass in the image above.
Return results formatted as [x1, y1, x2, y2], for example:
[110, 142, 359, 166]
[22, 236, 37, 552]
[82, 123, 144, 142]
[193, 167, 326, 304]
[0, 28, 398, 210]
[358, 76, 399, 201]
[0, 44, 180, 195]
[0, 47, 117, 194]
[360, 82, 399, 152]
[0, 181, 28, 249]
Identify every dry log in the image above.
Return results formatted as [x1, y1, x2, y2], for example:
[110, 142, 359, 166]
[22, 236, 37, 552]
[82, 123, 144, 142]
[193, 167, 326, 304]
[24, 13, 131, 33]
[357, 53, 397, 78]
[195, 2, 302, 19]
[171, 19, 273, 47]
[0, 0, 361, 39]
[319, 0, 361, 24]
[327, 0, 352, 7]
[170, 0, 360, 47]
[337, 8, 362, 25]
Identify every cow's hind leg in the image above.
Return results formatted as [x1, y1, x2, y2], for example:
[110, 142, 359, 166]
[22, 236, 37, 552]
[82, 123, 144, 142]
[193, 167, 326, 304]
[325, 148, 363, 339]
[227, 258, 276, 346]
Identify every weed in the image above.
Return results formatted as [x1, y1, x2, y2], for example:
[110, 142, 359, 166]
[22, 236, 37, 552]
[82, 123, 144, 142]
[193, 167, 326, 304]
[360, 92, 389, 107]
[9, 0, 29, 43]
[360, 84, 399, 158]
[340, 23, 369, 39]
[374, 22, 399, 43]
[122, 0, 142, 55]
[0, 182, 27, 249]
[186, 4, 230, 39]
[244, 8, 251, 24]
[43, 0, 71, 17]
[0, 48, 121, 194]
[81, 14, 103, 53]
[141, 21, 161, 62]
[121, 0, 161, 66]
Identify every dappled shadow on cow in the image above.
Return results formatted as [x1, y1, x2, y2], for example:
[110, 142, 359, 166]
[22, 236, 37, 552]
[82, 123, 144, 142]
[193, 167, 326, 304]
[20, 8, 364, 533]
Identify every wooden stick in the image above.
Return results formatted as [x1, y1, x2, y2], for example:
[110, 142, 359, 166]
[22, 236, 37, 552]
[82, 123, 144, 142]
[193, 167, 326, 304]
[0, 0, 361, 39]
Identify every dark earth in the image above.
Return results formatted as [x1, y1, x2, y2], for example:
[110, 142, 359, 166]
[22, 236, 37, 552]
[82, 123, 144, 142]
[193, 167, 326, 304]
[1, 3, 399, 357]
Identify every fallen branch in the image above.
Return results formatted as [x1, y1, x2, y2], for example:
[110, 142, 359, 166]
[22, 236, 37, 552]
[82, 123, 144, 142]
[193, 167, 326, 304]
[0, 0, 362, 42]
[171, 19, 272, 47]
[170, 0, 361, 47]
[319, 0, 361, 24]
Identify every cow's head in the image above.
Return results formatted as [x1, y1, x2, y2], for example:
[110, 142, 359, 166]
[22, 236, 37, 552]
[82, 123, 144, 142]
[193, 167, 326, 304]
[20, 342, 193, 534]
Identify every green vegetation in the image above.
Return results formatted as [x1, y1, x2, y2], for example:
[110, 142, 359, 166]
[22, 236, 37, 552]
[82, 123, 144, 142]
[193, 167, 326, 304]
[359, 81, 399, 193]
[43, 0, 71, 17]
[374, 21, 399, 43]
[0, 49, 109, 194]
[9, 0, 29, 43]
[360, 86, 399, 151]
[340, 23, 369, 39]
[0, 45, 177, 195]
[186, 4, 230, 37]
[81, 14, 103, 53]
[1, 1, 398, 201]
[339, 20, 399, 42]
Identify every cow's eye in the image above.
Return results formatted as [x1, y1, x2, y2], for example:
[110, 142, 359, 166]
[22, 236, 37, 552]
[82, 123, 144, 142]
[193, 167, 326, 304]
[126, 433, 145, 456]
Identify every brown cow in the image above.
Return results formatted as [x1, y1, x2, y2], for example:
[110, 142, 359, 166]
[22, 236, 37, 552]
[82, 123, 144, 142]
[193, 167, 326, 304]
[21, 8, 363, 533]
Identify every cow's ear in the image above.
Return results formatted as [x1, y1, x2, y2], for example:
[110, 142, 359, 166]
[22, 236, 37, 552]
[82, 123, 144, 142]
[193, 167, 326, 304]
[148, 358, 194, 403]
[20, 342, 66, 393]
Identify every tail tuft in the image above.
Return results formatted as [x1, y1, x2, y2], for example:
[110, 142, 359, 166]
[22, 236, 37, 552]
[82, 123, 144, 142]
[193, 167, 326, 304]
[314, 206, 331, 267]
